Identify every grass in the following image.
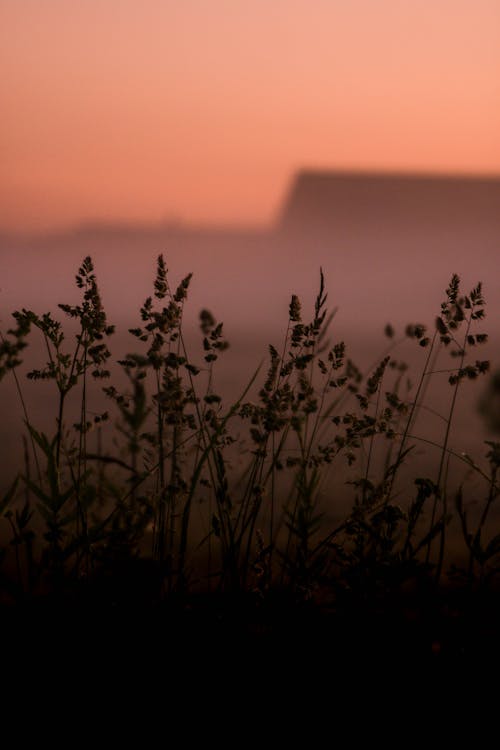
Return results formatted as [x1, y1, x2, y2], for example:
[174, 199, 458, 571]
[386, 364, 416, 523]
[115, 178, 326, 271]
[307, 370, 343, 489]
[1, 255, 499, 661]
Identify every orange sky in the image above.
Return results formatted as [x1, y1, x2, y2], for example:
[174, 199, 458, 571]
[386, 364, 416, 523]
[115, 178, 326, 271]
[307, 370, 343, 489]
[1, 0, 499, 232]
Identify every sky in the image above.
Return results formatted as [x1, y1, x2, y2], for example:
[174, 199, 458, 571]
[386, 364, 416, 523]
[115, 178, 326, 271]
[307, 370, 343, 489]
[1, 0, 499, 231]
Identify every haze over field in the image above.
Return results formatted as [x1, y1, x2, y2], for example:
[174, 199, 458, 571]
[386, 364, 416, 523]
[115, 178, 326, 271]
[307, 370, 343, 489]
[1, 171, 499, 498]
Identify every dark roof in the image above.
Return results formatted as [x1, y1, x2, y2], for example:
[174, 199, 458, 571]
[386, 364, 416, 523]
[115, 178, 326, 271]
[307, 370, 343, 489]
[278, 170, 500, 233]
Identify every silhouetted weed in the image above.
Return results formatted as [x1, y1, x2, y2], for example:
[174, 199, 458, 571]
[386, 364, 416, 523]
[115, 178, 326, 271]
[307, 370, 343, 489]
[1, 256, 498, 660]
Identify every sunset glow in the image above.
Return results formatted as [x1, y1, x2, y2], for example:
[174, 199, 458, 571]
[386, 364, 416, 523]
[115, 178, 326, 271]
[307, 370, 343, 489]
[2, 0, 499, 231]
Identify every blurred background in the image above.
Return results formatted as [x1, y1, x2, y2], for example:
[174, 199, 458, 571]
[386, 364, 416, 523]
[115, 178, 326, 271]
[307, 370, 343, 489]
[1, 1, 499, 503]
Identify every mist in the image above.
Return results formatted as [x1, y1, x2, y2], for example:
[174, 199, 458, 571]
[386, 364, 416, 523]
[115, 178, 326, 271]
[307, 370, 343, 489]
[2, 170, 499, 492]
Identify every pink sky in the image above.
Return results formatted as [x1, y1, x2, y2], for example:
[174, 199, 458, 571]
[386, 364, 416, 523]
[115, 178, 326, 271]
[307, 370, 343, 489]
[1, 0, 499, 231]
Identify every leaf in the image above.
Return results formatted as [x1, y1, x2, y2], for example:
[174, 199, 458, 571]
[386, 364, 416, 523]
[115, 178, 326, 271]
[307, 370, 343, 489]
[414, 518, 448, 555]
[25, 422, 53, 457]
[484, 533, 500, 561]
[16, 500, 33, 529]
[0, 476, 19, 515]
[25, 478, 52, 506]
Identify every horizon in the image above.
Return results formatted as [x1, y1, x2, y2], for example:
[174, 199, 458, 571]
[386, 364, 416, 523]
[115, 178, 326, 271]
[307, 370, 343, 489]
[3, 166, 500, 238]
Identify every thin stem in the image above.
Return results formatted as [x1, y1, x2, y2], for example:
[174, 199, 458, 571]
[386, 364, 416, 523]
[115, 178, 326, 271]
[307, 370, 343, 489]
[387, 331, 438, 502]
[427, 314, 473, 563]
[0, 330, 42, 483]
[77, 343, 89, 576]
[7, 516, 23, 592]
[55, 390, 67, 488]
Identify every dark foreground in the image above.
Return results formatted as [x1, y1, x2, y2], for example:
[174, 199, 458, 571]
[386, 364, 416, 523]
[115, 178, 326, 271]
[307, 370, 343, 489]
[3, 579, 500, 678]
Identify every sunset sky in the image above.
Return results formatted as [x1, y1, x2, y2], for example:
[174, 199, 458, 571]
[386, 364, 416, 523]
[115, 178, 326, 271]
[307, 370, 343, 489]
[1, 0, 499, 232]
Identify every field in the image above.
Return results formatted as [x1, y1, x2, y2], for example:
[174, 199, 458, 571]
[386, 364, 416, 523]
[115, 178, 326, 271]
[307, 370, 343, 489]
[1, 253, 499, 664]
